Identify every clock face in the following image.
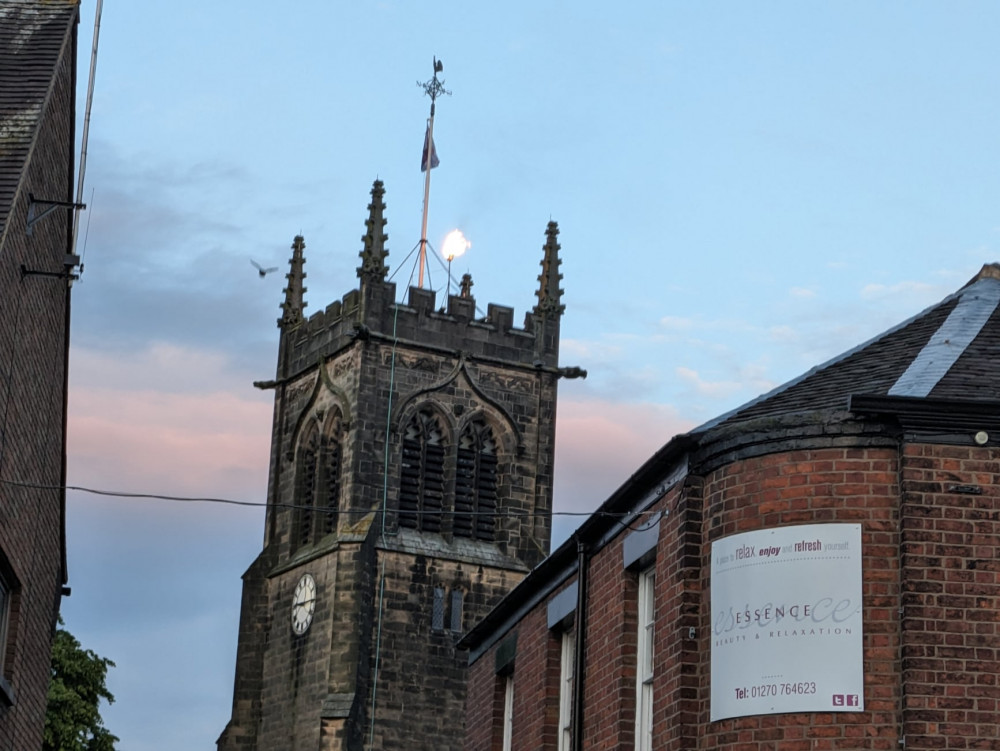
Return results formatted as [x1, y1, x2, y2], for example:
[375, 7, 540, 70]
[291, 573, 317, 636]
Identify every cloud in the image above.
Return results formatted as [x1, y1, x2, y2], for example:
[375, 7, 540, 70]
[658, 315, 696, 332]
[550, 397, 695, 546]
[735, 361, 778, 396]
[768, 324, 798, 343]
[859, 280, 937, 300]
[68, 344, 272, 499]
[69, 387, 271, 498]
[789, 286, 815, 298]
[559, 337, 626, 362]
[675, 365, 743, 399]
[63, 343, 270, 751]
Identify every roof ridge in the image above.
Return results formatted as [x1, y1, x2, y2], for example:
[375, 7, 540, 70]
[888, 277, 1000, 398]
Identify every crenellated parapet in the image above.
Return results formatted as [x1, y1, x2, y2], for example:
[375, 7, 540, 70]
[279, 278, 551, 381]
[276, 180, 562, 381]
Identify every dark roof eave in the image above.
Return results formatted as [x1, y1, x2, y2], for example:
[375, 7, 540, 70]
[849, 393, 1000, 431]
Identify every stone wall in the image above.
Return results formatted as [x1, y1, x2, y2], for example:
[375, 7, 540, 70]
[220, 219, 564, 750]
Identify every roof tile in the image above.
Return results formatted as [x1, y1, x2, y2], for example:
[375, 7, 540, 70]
[0, 0, 78, 235]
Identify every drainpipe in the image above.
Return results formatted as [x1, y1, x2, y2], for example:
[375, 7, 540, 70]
[572, 535, 589, 751]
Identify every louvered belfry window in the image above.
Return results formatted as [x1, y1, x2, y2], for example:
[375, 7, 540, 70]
[294, 424, 320, 550]
[399, 410, 446, 532]
[292, 410, 344, 551]
[321, 410, 344, 537]
[454, 420, 498, 541]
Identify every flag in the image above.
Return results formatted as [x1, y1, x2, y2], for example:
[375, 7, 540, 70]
[421, 125, 440, 171]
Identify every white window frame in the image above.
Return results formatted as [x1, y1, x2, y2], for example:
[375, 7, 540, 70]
[635, 568, 655, 751]
[502, 674, 515, 751]
[557, 629, 575, 751]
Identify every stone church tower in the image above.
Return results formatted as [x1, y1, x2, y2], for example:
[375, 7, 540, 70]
[218, 180, 576, 750]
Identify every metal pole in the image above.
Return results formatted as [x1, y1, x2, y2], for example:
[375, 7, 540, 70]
[417, 58, 449, 289]
[73, 0, 103, 256]
[418, 104, 435, 288]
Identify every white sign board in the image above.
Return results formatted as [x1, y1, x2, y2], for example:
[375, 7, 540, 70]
[710, 523, 863, 721]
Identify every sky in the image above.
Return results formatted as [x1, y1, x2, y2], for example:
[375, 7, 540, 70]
[58, 1, 1000, 748]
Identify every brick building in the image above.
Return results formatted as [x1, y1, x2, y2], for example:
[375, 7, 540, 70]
[462, 265, 1000, 750]
[0, 1, 78, 747]
[218, 181, 580, 750]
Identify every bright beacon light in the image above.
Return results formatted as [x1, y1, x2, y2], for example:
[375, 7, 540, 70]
[442, 229, 470, 261]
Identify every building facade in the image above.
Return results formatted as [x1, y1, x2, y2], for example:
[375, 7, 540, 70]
[463, 265, 1000, 750]
[0, 1, 78, 747]
[218, 181, 578, 750]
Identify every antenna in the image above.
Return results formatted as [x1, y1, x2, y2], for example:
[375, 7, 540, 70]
[417, 57, 450, 288]
[72, 0, 104, 275]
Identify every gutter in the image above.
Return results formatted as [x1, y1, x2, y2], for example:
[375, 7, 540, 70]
[571, 536, 587, 751]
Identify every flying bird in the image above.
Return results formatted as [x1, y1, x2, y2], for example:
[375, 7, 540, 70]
[251, 259, 279, 278]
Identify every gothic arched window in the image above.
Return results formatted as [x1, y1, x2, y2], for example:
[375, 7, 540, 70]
[399, 409, 446, 533]
[320, 409, 345, 537]
[454, 420, 497, 541]
[292, 409, 345, 551]
[293, 423, 320, 550]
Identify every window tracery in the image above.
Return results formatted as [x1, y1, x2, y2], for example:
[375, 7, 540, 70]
[399, 409, 447, 533]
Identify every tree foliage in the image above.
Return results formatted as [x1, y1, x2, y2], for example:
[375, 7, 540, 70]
[43, 618, 118, 751]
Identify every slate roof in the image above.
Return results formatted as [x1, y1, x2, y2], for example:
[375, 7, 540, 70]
[0, 0, 78, 237]
[698, 264, 1000, 433]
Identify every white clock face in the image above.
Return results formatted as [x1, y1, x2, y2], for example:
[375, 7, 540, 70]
[291, 573, 317, 636]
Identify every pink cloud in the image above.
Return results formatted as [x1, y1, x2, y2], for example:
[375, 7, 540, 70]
[553, 398, 695, 517]
[68, 386, 271, 502]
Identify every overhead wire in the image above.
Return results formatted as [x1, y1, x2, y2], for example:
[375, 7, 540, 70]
[0, 480, 667, 524]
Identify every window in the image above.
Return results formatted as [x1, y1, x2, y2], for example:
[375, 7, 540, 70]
[449, 589, 464, 633]
[502, 674, 515, 751]
[293, 424, 319, 549]
[432, 588, 464, 634]
[432, 587, 446, 631]
[557, 630, 575, 751]
[494, 634, 517, 748]
[399, 410, 446, 532]
[635, 568, 655, 751]
[320, 411, 344, 536]
[292, 410, 345, 551]
[454, 420, 498, 540]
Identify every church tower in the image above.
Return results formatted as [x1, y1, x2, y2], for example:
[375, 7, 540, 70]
[218, 180, 576, 750]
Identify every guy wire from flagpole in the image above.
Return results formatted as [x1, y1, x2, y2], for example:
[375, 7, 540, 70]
[417, 57, 450, 288]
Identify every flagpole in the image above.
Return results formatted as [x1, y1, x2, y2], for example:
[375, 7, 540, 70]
[418, 57, 449, 289]
[418, 110, 434, 289]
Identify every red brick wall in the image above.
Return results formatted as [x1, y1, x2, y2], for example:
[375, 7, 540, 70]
[466, 442, 1000, 749]
[464, 579, 572, 751]
[0, 21, 74, 751]
[699, 448, 901, 751]
[581, 525, 637, 749]
[900, 443, 1000, 749]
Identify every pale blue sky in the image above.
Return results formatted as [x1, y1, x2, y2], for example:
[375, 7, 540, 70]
[61, 2, 1000, 748]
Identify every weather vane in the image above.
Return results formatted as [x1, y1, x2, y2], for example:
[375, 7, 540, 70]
[416, 57, 451, 289]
